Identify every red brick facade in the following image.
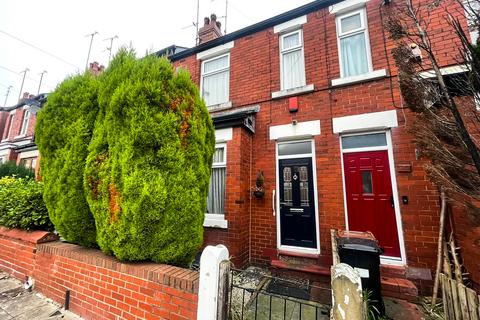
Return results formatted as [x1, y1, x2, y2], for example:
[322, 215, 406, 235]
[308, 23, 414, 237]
[0, 93, 42, 177]
[0, 228, 199, 320]
[170, 0, 478, 291]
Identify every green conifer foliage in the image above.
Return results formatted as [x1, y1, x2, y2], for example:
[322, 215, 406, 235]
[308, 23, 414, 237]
[84, 50, 215, 265]
[35, 74, 99, 247]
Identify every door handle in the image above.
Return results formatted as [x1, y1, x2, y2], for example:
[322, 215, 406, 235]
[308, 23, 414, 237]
[390, 195, 394, 208]
[272, 189, 276, 217]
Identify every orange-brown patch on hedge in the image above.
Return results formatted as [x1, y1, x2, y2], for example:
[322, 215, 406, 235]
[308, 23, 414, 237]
[108, 183, 122, 223]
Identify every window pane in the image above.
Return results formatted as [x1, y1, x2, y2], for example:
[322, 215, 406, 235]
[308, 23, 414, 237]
[204, 55, 228, 73]
[283, 32, 300, 50]
[283, 167, 292, 206]
[21, 110, 30, 135]
[282, 49, 305, 90]
[299, 166, 309, 206]
[341, 13, 362, 33]
[213, 147, 225, 164]
[340, 33, 369, 77]
[278, 141, 312, 156]
[203, 70, 229, 106]
[206, 167, 225, 214]
[362, 171, 373, 193]
[342, 133, 387, 149]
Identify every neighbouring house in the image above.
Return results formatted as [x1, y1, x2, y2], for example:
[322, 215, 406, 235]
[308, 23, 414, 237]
[156, 0, 480, 293]
[0, 92, 47, 177]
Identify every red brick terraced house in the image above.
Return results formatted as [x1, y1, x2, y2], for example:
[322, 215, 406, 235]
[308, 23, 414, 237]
[0, 92, 47, 177]
[157, 0, 480, 293]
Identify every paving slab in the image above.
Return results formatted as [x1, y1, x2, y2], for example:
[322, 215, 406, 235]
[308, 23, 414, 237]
[0, 272, 81, 320]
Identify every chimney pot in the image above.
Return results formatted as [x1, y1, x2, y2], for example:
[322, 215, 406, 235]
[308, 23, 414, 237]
[204, 17, 210, 26]
[22, 92, 30, 99]
[210, 14, 217, 22]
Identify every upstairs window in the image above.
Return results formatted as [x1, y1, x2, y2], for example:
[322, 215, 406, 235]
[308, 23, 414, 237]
[280, 29, 306, 90]
[336, 8, 372, 77]
[206, 144, 226, 215]
[20, 110, 30, 136]
[2, 114, 14, 140]
[201, 54, 230, 107]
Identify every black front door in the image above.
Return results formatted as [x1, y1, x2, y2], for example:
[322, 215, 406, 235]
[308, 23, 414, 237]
[279, 158, 317, 248]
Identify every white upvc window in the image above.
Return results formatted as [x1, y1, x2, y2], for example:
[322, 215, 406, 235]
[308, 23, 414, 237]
[336, 8, 372, 78]
[20, 110, 30, 136]
[201, 54, 230, 107]
[206, 144, 226, 215]
[280, 29, 306, 90]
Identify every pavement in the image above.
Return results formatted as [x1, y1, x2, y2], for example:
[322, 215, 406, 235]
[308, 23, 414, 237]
[0, 272, 81, 320]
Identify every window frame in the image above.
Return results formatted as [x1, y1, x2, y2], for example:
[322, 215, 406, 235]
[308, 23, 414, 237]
[200, 53, 230, 107]
[212, 143, 227, 168]
[279, 29, 307, 91]
[206, 143, 227, 216]
[20, 109, 30, 136]
[335, 7, 373, 78]
[2, 114, 14, 141]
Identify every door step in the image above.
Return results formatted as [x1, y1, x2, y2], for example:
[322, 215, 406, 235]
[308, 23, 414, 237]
[271, 258, 331, 276]
[381, 277, 418, 302]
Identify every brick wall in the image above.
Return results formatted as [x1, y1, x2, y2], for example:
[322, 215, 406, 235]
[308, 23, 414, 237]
[451, 204, 480, 286]
[0, 228, 199, 320]
[0, 226, 57, 280]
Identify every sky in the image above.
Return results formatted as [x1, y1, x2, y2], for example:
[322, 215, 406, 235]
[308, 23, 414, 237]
[0, 0, 313, 107]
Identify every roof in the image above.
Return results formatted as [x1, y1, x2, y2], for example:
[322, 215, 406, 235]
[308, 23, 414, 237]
[0, 93, 48, 112]
[211, 104, 260, 133]
[165, 0, 342, 62]
[155, 45, 189, 58]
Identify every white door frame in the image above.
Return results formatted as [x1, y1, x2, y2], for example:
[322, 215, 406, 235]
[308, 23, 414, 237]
[339, 130, 407, 265]
[275, 139, 321, 255]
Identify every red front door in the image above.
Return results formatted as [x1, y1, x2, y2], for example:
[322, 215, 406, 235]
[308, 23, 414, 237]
[343, 150, 401, 258]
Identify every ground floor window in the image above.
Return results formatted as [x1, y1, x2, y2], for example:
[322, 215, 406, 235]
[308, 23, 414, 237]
[206, 144, 226, 215]
[20, 157, 37, 170]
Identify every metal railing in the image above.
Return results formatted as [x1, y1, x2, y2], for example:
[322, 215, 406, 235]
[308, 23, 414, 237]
[227, 268, 331, 320]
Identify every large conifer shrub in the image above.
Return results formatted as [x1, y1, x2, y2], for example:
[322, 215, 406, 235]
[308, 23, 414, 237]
[35, 73, 99, 247]
[83, 50, 215, 265]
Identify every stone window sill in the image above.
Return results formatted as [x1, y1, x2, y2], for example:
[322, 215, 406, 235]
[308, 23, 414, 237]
[331, 69, 387, 88]
[203, 214, 228, 229]
[271, 84, 315, 99]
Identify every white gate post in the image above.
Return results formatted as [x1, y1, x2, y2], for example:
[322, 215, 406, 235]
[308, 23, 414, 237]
[197, 245, 229, 320]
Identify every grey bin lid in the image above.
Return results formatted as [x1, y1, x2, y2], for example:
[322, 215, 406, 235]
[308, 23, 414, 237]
[337, 237, 381, 253]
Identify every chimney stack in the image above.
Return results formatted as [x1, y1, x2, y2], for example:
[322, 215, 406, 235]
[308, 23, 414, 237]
[198, 14, 223, 44]
[89, 61, 105, 76]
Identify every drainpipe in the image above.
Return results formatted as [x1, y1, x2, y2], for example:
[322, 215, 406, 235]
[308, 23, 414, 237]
[249, 131, 253, 263]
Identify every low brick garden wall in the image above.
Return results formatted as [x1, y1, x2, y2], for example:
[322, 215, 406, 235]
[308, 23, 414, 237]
[0, 227, 199, 320]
